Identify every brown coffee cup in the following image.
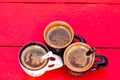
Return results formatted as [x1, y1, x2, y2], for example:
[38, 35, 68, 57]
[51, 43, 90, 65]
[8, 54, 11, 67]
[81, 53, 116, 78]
[63, 42, 108, 76]
[44, 21, 86, 57]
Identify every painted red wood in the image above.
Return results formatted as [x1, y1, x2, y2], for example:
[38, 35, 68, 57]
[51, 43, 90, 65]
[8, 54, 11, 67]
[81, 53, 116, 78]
[0, 3, 120, 47]
[0, 47, 119, 80]
[0, 0, 120, 3]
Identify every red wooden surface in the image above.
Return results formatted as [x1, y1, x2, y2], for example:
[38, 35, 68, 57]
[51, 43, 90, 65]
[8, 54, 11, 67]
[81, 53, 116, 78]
[0, 0, 120, 3]
[0, 3, 120, 47]
[0, 48, 120, 80]
[0, 1, 120, 80]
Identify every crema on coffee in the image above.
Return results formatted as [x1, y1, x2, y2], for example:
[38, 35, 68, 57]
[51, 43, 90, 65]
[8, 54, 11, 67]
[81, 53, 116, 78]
[64, 42, 95, 72]
[20, 45, 48, 70]
[47, 26, 71, 47]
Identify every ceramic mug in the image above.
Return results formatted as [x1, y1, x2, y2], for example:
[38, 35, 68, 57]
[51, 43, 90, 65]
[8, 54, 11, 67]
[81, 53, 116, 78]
[44, 21, 86, 57]
[63, 42, 108, 76]
[18, 42, 63, 77]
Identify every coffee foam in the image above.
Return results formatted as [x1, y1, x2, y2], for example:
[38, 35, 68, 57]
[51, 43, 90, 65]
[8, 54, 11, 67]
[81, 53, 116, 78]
[47, 26, 71, 47]
[21, 45, 48, 70]
[64, 43, 94, 72]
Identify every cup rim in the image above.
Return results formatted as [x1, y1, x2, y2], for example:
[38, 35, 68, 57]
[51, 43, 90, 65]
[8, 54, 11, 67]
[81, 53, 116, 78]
[63, 42, 95, 72]
[18, 42, 49, 71]
[44, 21, 74, 49]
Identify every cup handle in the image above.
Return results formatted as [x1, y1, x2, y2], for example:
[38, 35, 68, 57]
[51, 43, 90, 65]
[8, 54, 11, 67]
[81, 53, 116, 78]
[47, 54, 63, 71]
[91, 54, 108, 71]
[72, 34, 86, 43]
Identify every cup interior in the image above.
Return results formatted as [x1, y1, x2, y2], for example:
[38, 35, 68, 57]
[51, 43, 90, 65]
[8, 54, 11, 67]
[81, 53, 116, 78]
[19, 42, 49, 70]
[64, 42, 95, 72]
[44, 21, 74, 49]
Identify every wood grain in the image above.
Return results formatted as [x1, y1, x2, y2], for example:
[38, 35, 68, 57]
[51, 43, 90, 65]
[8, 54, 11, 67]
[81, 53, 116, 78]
[0, 47, 119, 80]
[0, 0, 120, 4]
[0, 3, 120, 47]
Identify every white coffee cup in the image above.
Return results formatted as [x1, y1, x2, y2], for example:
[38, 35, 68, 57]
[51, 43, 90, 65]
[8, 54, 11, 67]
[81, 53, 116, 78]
[18, 42, 63, 77]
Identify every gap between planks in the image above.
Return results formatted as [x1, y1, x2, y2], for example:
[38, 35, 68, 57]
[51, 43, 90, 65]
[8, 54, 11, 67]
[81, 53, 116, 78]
[0, 2, 120, 5]
[0, 45, 120, 49]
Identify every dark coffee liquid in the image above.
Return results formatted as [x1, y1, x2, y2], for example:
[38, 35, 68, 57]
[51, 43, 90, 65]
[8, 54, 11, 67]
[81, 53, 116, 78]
[68, 47, 91, 69]
[47, 26, 70, 47]
[21, 46, 48, 70]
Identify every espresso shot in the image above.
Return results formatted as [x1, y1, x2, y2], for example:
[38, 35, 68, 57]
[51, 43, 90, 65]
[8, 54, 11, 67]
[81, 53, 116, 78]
[18, 42, 63, 77]
[64, 42, 108, 76]
[44, 21, 74, 57]
[64, 42, 94, 73]
[68, 47, 92, 69]
[19, 43, 49, 70]
[47, 26, 71, 47]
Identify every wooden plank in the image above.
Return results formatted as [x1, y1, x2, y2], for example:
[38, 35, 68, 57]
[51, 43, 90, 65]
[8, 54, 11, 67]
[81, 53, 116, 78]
[0, 0, 120, 3]
[0, 47, 119, 80]
[0, 4, 120, 47]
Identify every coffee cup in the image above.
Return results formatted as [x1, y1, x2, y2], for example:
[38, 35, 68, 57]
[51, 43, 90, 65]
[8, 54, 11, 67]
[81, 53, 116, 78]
[18, 42, 63, 77]
[63, 42, 108, 76]
[44, 21, 86, 57]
